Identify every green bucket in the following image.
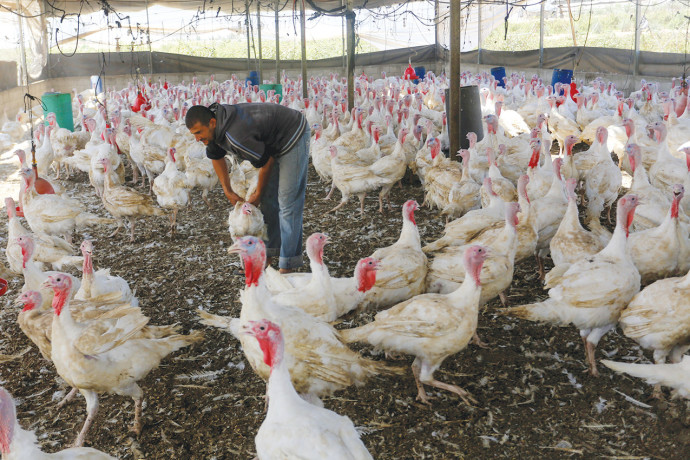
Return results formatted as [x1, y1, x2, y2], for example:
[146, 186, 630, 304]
[42, 92, 74, 131]
[259, 84, 282, 103]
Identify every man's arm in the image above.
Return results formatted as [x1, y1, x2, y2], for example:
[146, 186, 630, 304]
[247, 156, 275, 206]
[212, 158, 242, 205]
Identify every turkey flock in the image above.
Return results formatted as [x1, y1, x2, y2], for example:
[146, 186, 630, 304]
[0, 68, 689, 458]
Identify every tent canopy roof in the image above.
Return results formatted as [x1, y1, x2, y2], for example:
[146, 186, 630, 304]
[9, 0, 408, 15]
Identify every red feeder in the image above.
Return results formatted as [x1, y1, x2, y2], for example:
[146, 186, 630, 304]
[403, 64, 419, 81]
[131, 91, 149, 112]
[0, 278, 7, 297]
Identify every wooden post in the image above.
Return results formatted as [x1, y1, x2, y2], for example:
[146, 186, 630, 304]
[257, 0, 262, 83]
[449, 0, 460, 160]
[275, 0, 280, 84]
[346, 1, 355, 111]
[539, 1, 544, 69]
[246, 0, 252, 75]
[300, 0, 308, 99]
[477, 0, 482, 65]
[634, 0, 641, 77]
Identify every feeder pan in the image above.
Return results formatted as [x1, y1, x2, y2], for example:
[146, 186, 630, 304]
[0, 278, 7, 297]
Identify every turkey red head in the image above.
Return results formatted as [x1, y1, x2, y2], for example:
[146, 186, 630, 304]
[241, 202, 254, 216]
[428, 138, 440, 160]
[228, 236, 266, 288]
[506, 202, 521, 229]
[243, 319, 283, 369]
[355, 257, 380, 293]
[626, 143, 641, 174]
[528, 139, 541, 169]
[14, 290, 42, 311]
[595, 126, 608, 145]
[564, 135, 578, 156]
[402, 199, 419, 226]
[15, 235, 35, 269]
[463, 245, 489, 288]
[466, 131, 477, 148]
[41, 273, 73, 316]
[517, 174, 530, 204]
[484, 114, 499, 135]
[0, 387, 17, 454]
[617, 194, 639, 238]
[306, 233, 329, 266]
[671, 184, 684, 219]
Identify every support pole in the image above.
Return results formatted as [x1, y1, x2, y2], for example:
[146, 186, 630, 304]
[449, 0, 460, 160]
[566, 0, 577, 46]
[634, 0, 641, 77]
[434, 0, 441, 74]
[300, 0, 308, 99]
[257, 0, 263, 83]
[275, 0, 280, 83]
[145, 0, 153, 77]
[17, 4, 29, 88]
[539, 1, 544, 69]
[342, 0, 346, 74]
[477, 0, 482, 65]
[246, 0, 252, 76]
[346, 1, 355, 111]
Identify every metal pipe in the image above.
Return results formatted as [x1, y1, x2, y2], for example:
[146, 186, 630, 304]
[346, 1, 355, 111]
[257, 0, 262, 83]
[434, 0, 441, 74]
[17, 3, 29, 88]
[246, 0, 252, 76]
[275, 0, 280, 83]
[539, 0, 544, 69]
[342, 0, 346, 74]
[145, 0, 153, 77]
[449, 0, 460, 160]
[300, 0, 308, 99]
[477, 0, 482, 65]
[634, 0, 641, 77]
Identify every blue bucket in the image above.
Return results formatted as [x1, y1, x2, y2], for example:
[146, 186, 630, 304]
[551, 69, 573, 90]
[414, 66, 426, 82]
[90, 75, 103, 94]
[491, 66, 506, 87]
[246, 71, 259, 86]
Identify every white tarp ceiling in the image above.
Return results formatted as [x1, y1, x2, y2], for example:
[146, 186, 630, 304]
[8, 0, 418, 15]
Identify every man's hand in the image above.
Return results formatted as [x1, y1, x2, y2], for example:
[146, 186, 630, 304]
[247, 190, 262, 206]
[226, 190, 243, 206]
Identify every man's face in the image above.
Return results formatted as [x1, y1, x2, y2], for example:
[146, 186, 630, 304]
[189, 118, 216, 145]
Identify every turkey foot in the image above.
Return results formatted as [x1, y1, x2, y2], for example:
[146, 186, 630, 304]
[57, 387, 78, 408]
[584, 338, 600, 377]
[472, 332, 489, 349]
[499, 291, 509, 307]
[426, 378, 478, 407]
[129, 397, 143, 436]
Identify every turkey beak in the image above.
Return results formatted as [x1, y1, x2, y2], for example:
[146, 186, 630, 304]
[240, 321, 256, 336]
[227, 242, 242, 255]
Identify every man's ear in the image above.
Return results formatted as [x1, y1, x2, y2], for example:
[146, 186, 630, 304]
[209, 117, 217, 130]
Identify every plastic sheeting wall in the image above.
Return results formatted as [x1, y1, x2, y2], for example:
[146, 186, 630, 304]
[44, 45, 437, 79]
[42, 45, 687, 83]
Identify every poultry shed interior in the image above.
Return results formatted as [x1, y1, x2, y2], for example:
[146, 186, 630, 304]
[1, 0, 690, 458]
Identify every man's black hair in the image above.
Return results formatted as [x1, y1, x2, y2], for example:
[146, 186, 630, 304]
[185, 105, 215, 129]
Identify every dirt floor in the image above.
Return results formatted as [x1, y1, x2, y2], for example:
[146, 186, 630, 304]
[0, 150, 689, 460]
